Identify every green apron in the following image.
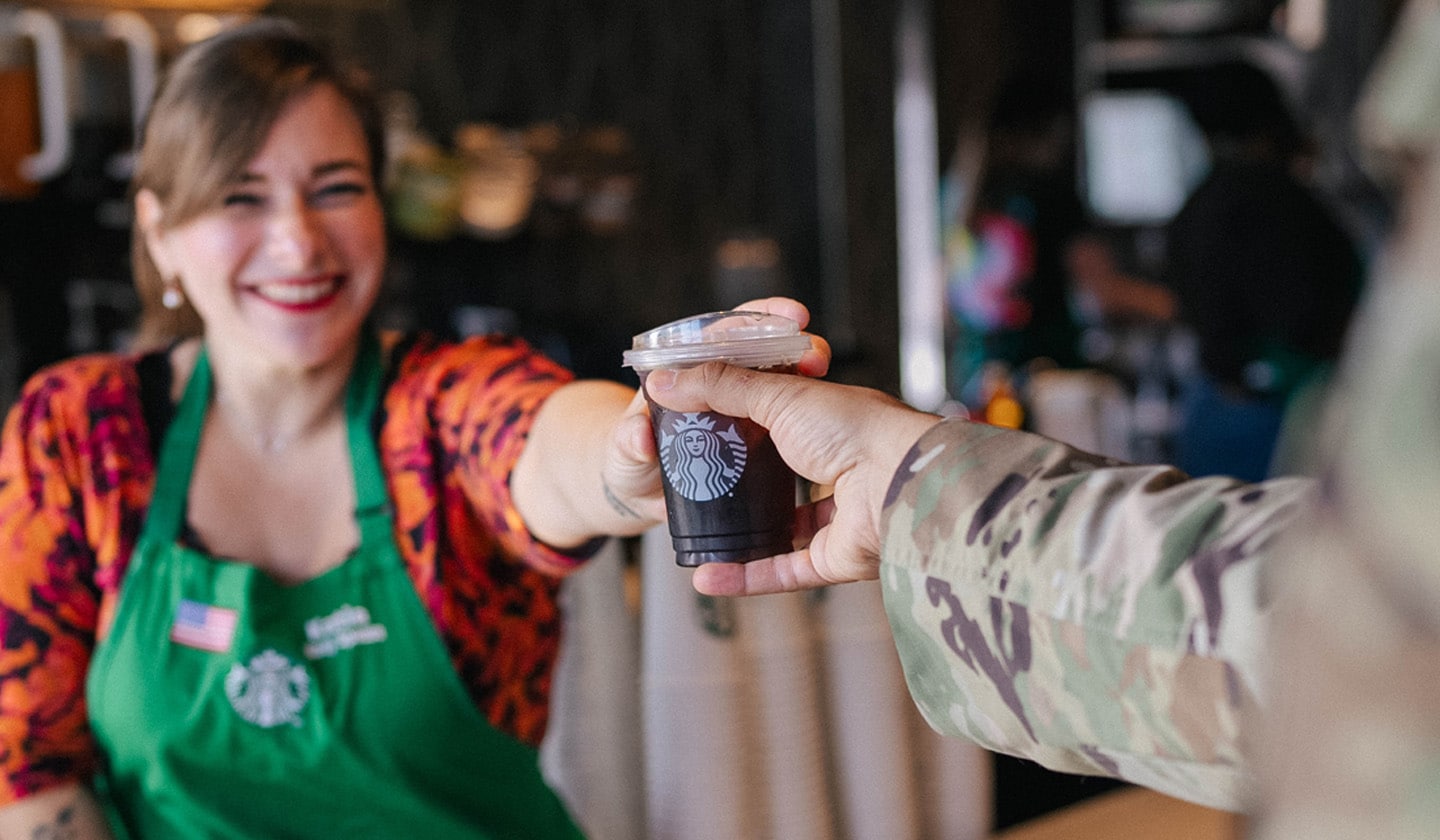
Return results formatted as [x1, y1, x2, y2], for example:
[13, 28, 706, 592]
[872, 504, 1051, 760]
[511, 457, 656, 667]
[85, 335, 585, 840]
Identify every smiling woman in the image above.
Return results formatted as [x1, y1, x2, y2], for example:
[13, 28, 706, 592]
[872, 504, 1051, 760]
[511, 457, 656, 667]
[127, 17, 387, 355]
[0, 17, 830, 840]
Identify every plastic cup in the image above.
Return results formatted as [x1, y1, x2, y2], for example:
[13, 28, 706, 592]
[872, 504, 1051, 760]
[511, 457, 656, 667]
[624, 311, 812, 566]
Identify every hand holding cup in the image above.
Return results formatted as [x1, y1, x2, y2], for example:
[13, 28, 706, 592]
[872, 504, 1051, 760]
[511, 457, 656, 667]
[644, 362, 942, 596]
[624, 303, 824, 566]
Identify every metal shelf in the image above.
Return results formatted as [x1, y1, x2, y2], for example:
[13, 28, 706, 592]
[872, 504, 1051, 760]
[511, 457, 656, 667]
[20, 1, 270, 12]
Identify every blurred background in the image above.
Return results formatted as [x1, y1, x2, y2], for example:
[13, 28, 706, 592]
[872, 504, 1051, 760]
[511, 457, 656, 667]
[0, 0, 1408, 832]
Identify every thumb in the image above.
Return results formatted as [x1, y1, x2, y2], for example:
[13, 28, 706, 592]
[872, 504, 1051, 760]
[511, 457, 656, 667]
[644, 362, 805, 431]
[614, 387, 656, 463]
[647, 362, 855, 490]
[593, 388, 666, 524]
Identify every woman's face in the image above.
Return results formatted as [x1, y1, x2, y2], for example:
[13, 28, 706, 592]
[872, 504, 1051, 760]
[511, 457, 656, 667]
[139, 83, 385, 373]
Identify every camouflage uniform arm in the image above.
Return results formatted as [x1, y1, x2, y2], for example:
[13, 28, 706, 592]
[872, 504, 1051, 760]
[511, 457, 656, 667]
[877, 419, 1311, 810]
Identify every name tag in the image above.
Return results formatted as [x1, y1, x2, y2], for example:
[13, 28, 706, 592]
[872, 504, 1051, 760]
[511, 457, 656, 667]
[304, 604, 388, 659]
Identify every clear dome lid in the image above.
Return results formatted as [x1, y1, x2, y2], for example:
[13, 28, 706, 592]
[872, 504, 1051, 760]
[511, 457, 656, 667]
[622, 310, 811, 371]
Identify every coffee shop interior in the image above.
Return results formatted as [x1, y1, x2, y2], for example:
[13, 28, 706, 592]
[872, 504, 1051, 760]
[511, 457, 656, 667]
[0, 0, 1406, 837]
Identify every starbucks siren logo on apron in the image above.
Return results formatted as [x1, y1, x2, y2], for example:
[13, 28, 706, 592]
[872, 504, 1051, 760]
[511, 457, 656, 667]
[658, 412, 748, 501]
[225, 648, 311, 728]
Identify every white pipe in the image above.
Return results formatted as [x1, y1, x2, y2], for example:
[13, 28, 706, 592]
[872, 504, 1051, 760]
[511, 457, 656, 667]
[103, 10, 159, 180]
[16, 8, 69, 183]
[894, 0, 947, 411]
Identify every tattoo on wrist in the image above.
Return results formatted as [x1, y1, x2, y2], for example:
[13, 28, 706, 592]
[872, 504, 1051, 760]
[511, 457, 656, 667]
[32, 804, 76, 840]
[603, 478, 642, 519]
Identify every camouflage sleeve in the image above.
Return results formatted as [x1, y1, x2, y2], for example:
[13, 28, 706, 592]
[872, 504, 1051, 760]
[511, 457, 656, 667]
[876, 419, 1311, 810]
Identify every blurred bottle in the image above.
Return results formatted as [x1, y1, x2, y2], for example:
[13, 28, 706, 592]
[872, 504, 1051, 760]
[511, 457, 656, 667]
[454, 122, 537, 240]
[382, 92, 463, 242]
[0, 42, 40, 199]
[977, 361, 1025, 430]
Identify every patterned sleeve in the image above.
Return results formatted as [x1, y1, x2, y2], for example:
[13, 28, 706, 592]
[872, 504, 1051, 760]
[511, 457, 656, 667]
[877, 418, 1311, 811]
[384, 334, 593, 577]
[0, 363, 122, 805]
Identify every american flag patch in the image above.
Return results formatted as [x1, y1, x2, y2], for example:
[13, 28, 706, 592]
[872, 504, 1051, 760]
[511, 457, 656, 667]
[170, 599, 238, 652]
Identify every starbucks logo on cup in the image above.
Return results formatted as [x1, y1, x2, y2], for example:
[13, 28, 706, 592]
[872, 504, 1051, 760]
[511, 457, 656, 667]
[659, 412, 748, 502]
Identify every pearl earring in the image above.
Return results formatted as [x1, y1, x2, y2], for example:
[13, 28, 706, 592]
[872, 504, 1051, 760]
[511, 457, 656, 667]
[162, 283, 184, 310]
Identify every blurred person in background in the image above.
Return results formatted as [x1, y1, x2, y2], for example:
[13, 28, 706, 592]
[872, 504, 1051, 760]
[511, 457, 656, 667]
[647, 3, 1440, 835]
[1163, 61, 1366, 481]
[1061, 61, 1366, 480]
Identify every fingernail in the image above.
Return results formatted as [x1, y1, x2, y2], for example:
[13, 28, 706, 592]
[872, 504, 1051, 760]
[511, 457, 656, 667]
[647, 369, 678, 392]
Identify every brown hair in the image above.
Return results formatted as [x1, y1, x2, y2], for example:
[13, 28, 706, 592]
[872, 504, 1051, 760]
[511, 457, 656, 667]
[130, 17, 385, 348]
